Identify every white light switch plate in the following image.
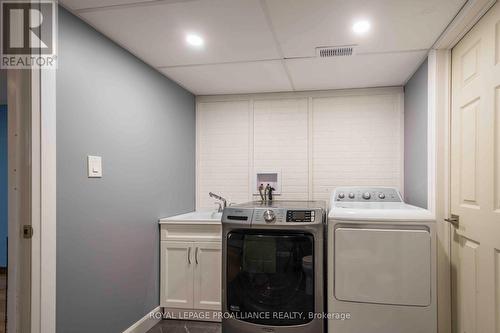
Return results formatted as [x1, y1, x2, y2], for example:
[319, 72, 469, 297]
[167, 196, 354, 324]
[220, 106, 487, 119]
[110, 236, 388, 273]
[87, 155, 102, 178]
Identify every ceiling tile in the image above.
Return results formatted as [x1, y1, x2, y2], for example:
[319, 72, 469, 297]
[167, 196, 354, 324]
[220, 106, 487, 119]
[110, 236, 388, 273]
[264, 0, 465, 58]
[160, 60, 293, 95]
[61, 0, 465, 93]
[61, 0, 192, 11]
[285, 50, 428, 91]
[79, 0, 281, 67]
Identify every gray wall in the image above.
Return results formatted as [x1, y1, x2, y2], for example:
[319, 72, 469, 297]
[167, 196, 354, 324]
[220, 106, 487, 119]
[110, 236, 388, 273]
[0, 70, 6, 104]
[404, 59, 428, 208]
[57, 8, 195, 333]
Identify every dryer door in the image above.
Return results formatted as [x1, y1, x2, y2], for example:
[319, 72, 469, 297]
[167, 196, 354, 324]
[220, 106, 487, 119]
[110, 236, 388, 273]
[334, 227, 431, 306]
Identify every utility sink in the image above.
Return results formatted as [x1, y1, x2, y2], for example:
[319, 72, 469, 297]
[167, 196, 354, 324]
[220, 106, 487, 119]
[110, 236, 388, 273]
[159, 210, 222, 225]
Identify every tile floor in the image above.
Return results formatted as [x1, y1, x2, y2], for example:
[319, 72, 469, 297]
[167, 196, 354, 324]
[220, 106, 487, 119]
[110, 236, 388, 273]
[147, 320, 221, 333]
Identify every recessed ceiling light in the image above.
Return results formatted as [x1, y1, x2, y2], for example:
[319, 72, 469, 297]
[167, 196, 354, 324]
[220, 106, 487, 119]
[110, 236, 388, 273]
[186, 34, 204, 47]
[352, 20, 371, 35]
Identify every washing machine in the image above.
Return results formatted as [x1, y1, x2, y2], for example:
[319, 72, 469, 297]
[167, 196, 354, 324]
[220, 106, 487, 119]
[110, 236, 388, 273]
[328, 187, 436, 333]
[221, 200, 326, 333]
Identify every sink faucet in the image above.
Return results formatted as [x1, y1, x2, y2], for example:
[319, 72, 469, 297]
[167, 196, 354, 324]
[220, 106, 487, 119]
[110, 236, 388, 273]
[209, 192, 227, 212]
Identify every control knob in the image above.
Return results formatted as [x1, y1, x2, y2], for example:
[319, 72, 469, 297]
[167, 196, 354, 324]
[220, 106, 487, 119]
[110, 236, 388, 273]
[263, 210, 276, 223]
[378, 193, 386, 199]
[348, 193, 355, 199]
[362, 192, 371, 200]
[338, 193, 345, 199]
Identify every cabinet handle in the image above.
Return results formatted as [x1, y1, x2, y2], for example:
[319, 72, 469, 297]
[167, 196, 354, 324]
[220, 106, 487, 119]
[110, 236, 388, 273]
[195, 247, 199, 264]
[187, 247, 191, 264]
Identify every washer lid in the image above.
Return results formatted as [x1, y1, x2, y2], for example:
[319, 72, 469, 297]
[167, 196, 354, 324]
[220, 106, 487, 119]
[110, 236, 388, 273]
[329, 202, 435, 222]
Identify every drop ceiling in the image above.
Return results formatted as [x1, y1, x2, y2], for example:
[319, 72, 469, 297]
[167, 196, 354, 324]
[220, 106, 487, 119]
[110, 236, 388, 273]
[60, 0, 466, 95]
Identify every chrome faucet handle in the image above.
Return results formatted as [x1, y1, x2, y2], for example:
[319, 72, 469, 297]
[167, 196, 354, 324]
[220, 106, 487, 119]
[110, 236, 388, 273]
[209, 192, 227, 208]
[214, 202, 223, 213]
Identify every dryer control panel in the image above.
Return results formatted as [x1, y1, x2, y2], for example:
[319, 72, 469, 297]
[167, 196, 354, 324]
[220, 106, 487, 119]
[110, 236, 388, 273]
[334, 187, 403, 202]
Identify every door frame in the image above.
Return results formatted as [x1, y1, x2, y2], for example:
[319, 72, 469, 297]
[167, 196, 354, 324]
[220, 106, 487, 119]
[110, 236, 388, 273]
[6, 55, 56, 333]
[428, 48, 453, 333]
[427, 1, 496, 333]
[38, 57, 57, 333]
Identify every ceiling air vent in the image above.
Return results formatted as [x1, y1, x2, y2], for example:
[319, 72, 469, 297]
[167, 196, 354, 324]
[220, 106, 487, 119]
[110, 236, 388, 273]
[316, 46, 356, 58]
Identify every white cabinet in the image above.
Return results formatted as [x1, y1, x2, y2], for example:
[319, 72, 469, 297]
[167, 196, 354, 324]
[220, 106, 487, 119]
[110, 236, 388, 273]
[159, 222, 222, 318]
[161, 241, 194, 309]
[193, 242, 222, 310]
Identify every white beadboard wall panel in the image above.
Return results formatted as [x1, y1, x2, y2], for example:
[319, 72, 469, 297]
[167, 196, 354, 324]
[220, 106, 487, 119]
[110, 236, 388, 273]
[196, 88, 403, 208]
[253, 98, 309, 200]
[312, 94, 403, 201]
[196, 100, 250, 209]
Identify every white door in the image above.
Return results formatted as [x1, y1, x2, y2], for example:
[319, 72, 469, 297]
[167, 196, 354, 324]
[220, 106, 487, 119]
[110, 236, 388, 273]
[450, 3, 500, 333]
[193, 242, 222, 310]
[160, 241, 194, 309]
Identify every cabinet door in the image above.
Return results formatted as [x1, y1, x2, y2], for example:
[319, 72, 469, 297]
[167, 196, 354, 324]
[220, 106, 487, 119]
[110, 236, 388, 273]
[160, 241, 194, 309]
[193, 242, 222, 310]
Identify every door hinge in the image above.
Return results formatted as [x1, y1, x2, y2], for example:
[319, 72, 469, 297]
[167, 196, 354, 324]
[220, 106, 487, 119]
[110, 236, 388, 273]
[444, 214, 460, 228]
[23, 225, 33, 239]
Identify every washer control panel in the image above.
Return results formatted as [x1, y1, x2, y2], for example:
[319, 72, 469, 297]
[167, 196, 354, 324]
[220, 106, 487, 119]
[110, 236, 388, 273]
[222, 202, 326, 226]
[334, 187, 402, 202]
[286, 210, 315, 222]
[251, 208, 322, 224]
[253, 208, 286, 224]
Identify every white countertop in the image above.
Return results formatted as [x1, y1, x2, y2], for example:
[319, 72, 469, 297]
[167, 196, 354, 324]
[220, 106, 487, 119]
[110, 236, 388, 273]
[159, 210, 222, 225]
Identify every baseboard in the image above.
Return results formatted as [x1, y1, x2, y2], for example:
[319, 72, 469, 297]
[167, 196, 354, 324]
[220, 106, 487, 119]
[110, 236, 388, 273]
[123, 306, 161, 333]
[162, 308, 222, 323]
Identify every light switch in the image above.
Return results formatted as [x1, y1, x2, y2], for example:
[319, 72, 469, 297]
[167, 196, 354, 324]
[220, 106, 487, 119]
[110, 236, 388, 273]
[87, 155, 102, 178]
